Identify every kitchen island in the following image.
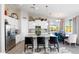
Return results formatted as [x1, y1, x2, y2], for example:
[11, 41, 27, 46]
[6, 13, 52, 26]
[24, 33, 58, 53]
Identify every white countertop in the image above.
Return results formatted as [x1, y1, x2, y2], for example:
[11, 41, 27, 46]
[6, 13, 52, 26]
[26, 33, 49, 37]
[26, 33, 57, 37]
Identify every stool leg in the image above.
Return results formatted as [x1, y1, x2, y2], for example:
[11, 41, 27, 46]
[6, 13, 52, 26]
[37, 44, 39, 52]
[27, 44, 28, 51]
[44, 44, 46, 53]
[32, 44, 33, 52]
[24, 45, 26, 52]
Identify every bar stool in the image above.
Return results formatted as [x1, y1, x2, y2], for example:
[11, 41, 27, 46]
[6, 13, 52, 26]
[36, 37, 46, 52]
[24, 37, 33, 52]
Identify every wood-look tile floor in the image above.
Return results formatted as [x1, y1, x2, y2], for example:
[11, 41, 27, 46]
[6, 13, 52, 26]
[7, 41, 79, 54]
[7, 41, 24, 54]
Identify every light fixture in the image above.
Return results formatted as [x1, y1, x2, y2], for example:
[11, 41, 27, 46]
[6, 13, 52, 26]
[56, 20, 60, 22]
[51, 12, 65, 18]
[31, 4, 39, 10]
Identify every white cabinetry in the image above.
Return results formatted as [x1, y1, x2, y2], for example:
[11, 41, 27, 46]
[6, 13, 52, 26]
[41, 21, 48, 29]
[5, 16, 19, 29]
[29, 20, 48, 29]
[28, 21, 35, 29]
[28, 20, 48, 34]
[16, 34, 21, 44]
[35, 20, 41, 26]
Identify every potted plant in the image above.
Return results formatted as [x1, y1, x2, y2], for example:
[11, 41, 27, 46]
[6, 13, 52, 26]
[35, 26, 41, 36]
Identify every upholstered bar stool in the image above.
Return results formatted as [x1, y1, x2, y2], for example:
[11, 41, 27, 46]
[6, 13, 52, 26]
[36, 36, 46, 52]
[24, 37, 33, 52]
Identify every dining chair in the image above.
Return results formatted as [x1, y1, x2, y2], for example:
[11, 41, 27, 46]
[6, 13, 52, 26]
[64, 34, 77, 46]
[24, 37, 33, 52]
[49, 36, 59, 52]
[55, 32, 64, 43]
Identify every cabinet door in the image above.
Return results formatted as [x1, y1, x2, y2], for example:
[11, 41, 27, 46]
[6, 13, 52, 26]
[5, 16, 19, 29]
[16, 35, 20, 44]
[29, 21, 35, 29]
[41, 21, 48, 29]
[35, 20, 41, 26]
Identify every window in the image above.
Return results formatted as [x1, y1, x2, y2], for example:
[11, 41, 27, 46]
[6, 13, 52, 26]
[49, 25, 59, 31]
[64, 19, 73, 33]
[49, 19, 60, 32]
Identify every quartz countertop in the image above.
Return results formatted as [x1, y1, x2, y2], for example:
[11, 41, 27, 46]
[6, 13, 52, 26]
[26, 33, 57, 37]
[26, 33, 49, 37]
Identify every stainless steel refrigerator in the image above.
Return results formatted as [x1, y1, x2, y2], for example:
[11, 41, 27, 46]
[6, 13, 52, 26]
[5, 20, 16, 52]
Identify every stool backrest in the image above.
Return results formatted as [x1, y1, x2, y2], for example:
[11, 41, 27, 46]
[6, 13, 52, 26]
[25, 37, 33, 44]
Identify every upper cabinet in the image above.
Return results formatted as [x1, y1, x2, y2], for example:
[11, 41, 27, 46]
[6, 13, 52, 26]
[41, 21, 48, 29]
[28, 20, 48, 29]
[28, 21, 35, 29]
[5, 16, 19, 29]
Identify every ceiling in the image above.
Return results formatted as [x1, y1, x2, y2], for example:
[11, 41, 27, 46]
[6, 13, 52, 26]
[11, 4, 79, 19]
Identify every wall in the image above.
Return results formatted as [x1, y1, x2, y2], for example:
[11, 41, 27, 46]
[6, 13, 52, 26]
[0, 5, 1, 52]
[0, 5, 5, 53]
[73, 17, 77, 34]
[72, 16, 79, 44]
[19, 10, 29, 42]
[75, 16, 79, 44]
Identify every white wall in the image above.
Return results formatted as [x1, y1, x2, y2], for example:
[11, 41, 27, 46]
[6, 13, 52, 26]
[19, 10, 29, 42]
[73, 18, 77, 34]
[72, 16, 79, 44]
[75, 16, 79, 44]
[0, 5, 5, 53]
[0, 5, 1, 52]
